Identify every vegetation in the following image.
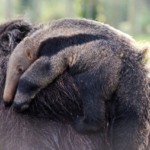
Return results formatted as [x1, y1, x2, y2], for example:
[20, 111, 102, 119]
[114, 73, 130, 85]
[0, 0, 150, 43]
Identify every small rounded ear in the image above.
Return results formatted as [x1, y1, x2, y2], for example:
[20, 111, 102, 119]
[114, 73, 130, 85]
[25, 48, 33, 60]
[23, 37, 33, 60]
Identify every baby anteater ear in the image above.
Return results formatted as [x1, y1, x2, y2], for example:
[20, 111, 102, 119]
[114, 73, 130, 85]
[25, 48, 33, 60]
[23, 38, 35, 60]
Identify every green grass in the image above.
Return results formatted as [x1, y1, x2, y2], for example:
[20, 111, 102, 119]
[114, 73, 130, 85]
[133, 34, 150, 43]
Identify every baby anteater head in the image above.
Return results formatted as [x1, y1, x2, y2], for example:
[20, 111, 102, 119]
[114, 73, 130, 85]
[3, 37, 37, 103]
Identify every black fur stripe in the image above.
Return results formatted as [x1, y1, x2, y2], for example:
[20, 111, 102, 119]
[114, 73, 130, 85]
[17, 78, 40, 95]
[37, 33, 108, 57]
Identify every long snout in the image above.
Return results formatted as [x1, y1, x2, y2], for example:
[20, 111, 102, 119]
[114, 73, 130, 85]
[3, 76, 19, 104]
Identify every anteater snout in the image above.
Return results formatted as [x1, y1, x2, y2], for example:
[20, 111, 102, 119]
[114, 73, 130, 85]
[3, 92, 14, 104]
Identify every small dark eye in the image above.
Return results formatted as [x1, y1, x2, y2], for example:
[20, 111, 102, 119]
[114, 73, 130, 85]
[17, 66, 24, 73]
[18, 68, 23, 73]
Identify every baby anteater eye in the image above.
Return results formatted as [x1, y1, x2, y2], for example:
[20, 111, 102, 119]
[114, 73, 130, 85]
[17, 65, 24, 73]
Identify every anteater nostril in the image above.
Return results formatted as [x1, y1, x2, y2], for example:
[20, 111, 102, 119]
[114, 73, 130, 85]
[3, 100, 13, 107]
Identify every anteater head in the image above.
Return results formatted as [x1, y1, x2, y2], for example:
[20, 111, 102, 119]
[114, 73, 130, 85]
[3, 37, 37, 103]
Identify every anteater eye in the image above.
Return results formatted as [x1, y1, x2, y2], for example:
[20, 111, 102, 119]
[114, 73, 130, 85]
[18, 68, 23, 73]
[17, 66, 24, 73]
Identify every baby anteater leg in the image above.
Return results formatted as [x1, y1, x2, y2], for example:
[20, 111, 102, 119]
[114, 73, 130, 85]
[72, 67, 111, 134]
[72, 55, 121, 134]
[13, 55, 67, 111]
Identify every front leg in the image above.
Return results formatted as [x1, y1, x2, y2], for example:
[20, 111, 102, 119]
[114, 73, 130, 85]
[72, 57, 121, 135]
[72, 68, 110, 134]
[13, 56, 67, 111]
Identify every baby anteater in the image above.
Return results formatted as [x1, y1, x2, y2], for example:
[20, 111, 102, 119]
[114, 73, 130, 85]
[3, 18, 149, 139]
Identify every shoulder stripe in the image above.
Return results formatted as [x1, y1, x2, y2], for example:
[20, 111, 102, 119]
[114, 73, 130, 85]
[37, 33, 108, 57]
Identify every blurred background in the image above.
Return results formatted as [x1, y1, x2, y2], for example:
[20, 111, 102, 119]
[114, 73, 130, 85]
[0, 0, 150, 42]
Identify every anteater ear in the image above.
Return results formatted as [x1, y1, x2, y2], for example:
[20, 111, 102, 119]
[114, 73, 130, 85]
[23, 37, 33, 60]
[25, 48, 33, 60]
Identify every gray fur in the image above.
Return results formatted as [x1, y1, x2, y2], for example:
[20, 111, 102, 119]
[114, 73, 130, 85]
[0, 19, 109, 150]
[3, 18, 150, 150]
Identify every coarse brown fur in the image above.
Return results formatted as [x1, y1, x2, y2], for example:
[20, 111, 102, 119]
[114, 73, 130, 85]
[0, 19, 109, 150]
[3, 18, 134, 103]
[4, 18, 150, 150]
